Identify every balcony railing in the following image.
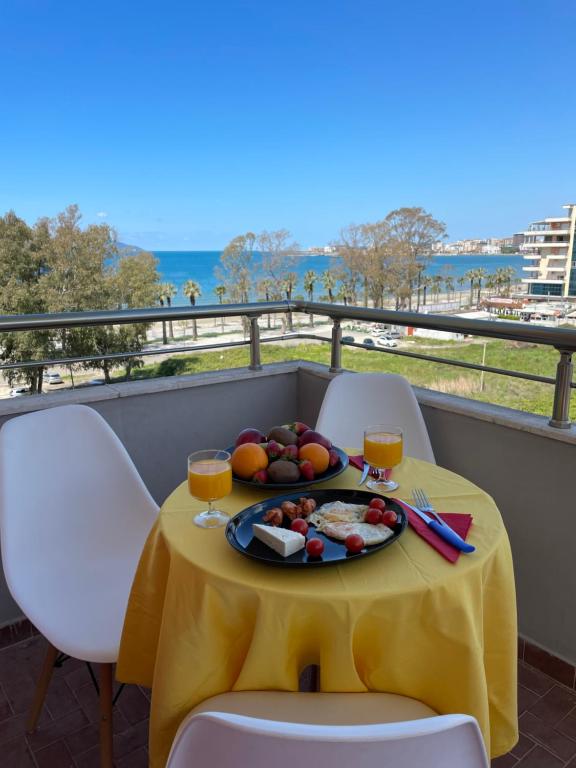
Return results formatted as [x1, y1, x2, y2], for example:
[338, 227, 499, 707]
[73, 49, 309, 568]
[1, 300, 576, 429]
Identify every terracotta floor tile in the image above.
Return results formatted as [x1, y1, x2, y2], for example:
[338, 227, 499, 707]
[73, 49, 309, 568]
[515, 745, 564, 767]
[63, 722, 100, 757]
[1, 735, 37, 768]
[519, 663, 556, 697]
[492, 755, 519, 767]
[72, 744, 101, 768]
[116, 686, 150, 726]
[117, 746, 149, 768]
[45, 677, 82, 721]
[557, 709, 576, 741]
[524, 645, 575, 689]
[512, 732, 537, 760]
[27, 709, 89, 752]
[34, 739, 75, 768]
[0, 713, 28, 748]
[528, 686, 576, 726]
[519, 712, 576, 761]
[519, 686, 541, 715]
[113, 720, 149, 759]
[0, 682, 14, 721]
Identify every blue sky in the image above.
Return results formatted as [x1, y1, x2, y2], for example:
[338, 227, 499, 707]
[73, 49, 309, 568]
[1, 0, 575, 249]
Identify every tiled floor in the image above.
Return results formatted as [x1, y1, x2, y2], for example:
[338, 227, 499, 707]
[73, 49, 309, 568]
[2, 634, 576, 767]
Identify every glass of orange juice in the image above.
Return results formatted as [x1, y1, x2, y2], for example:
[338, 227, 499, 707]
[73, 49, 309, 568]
[363, 425, 403, 492]
[188, 449, 232, 528]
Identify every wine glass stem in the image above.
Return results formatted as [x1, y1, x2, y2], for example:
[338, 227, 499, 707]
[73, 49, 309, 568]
[207, 499, 214, 515]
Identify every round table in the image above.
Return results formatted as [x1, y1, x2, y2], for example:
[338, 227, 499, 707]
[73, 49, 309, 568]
[117, 457, 518, 767]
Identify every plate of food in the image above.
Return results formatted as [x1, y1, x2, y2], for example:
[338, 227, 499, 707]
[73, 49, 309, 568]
[227, 422, 349, 489]
[225, 488, 407, 567]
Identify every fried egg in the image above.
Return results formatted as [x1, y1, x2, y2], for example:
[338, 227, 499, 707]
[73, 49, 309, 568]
[320, 522, 394, 546]
[307, 501, 368, 528]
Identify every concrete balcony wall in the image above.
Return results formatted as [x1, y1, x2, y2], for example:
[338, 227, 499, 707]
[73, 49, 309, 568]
[1, 363, 576, 669]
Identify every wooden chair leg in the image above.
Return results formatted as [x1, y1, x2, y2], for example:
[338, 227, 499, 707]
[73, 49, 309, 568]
[26, 640, 59, 733]
[99, 663, 114, 768]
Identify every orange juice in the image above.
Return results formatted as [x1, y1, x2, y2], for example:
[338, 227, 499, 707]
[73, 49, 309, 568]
[364, 432, 403, 469]
[188, 459, 232, 501]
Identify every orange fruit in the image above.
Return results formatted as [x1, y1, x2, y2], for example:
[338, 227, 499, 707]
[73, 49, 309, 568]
[298, 443, 330, 474]
[231, 443, 268, 479]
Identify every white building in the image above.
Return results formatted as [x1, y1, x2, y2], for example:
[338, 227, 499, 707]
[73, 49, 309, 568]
[521, 203, 576, 298]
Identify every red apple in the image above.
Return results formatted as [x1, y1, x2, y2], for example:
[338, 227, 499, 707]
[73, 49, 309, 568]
[235, 428, 265, 447]
[297, 429, 332, 450]
[299, 459, 315, 481]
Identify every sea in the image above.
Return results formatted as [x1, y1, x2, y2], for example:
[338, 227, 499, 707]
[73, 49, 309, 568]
[152, 250, 525, 306]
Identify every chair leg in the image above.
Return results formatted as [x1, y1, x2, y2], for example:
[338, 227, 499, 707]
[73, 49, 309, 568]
[99, 663, 114, 768]
[26, 641, 59, 733]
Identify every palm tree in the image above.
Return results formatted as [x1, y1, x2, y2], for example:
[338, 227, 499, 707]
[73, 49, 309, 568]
[158, 290, 168, 344]
[282, 272, 298, 331]
[215, 284, 226, 330]
[257, 278, 274, 329]
[464, 270, 476, 307]
[431, 274, 443, 303]
[499, 266, 516, 297]
[182, 280, 202, 340]
[475, 268, 487, 305]
[445, 276, 455, 300]
[303, 269, 318, 327]
[457, 275, 467, 307]
[160, 282, 177, 338]
[421, 276, 432, 306]
[322, 270, 336, 303]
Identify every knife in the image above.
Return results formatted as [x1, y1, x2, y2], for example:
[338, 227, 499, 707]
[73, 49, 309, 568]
[403, 502, 476, 554]
[357, 462, 370, 486]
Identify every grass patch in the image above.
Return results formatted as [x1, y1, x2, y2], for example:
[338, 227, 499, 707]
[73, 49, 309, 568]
[112, 338, 574, 420]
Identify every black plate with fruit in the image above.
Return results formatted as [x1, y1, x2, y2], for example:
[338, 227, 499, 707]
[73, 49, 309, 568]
[227, 422, 349, 489]
[225, 489, 407, 568]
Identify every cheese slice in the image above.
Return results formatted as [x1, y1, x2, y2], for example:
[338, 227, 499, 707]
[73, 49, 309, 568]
[252, 524, 306, 557]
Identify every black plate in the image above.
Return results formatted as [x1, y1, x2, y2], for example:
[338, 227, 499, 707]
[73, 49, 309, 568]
[227, 445, 349, 490]
[225, 489, 407, 567]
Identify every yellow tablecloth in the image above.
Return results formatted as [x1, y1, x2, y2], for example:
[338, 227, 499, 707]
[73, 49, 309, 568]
[117, 458, 518, 767]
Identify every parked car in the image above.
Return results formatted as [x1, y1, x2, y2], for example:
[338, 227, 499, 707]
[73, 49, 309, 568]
[45, 371, 63, 385]
[10, 386, 30, 397]
[376, 337, 398, 348]
[362, 337, 375, 346]
[341, 335, 355, 343]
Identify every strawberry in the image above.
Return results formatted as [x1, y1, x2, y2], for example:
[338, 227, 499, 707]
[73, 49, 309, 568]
[266, 440, 284, 460]
[282, 444, 299, 461]
[252, 469, 269, 484]
[299, 459, 315, 481]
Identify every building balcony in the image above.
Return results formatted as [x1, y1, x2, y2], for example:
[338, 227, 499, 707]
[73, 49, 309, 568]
[1, 302, 576, 766]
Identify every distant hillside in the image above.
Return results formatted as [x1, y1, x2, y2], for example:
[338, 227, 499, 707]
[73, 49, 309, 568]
[117, 242, 144, 256]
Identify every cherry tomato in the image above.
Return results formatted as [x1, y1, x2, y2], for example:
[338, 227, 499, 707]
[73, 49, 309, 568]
[369, 498, 386, 512]
[306, 538, 324, 557]
[382, 509, 398, 527]
[364, 508, 383, 525]
[345, 534, 365, 554]
[291, 518, 309, 536]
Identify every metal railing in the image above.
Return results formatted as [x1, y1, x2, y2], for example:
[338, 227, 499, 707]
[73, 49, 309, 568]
[1, 300, 575, 429]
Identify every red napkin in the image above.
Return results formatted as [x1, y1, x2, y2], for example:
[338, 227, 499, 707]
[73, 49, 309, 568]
[394, 499, 473, 564]
[349, 455, 391, 481]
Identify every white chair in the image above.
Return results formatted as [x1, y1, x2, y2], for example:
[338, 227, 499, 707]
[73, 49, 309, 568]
[315, 373, 436, 463]
[0, 404, 159, 768]
[166, 692, 489, 768]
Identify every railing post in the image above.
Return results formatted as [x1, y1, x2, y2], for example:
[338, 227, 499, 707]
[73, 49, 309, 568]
[330, 318, 342, 373]
[248, 315, 262, 371]
[549, 349, 573, 429]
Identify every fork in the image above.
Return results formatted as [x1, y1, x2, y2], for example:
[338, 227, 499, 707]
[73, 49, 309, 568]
[412, 488, 445, 526]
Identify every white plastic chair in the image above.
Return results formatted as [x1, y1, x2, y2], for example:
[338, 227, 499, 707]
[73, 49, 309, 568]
[0, 404, 159, 768]
[315, 373, 436, 463]
[166, 692, 489, 768]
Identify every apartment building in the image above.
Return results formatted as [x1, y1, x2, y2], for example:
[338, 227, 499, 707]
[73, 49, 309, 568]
[521, 203, 576, 297]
